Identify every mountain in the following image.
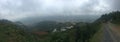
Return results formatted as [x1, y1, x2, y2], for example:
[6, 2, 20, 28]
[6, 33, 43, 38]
[18, 15, 100, 26]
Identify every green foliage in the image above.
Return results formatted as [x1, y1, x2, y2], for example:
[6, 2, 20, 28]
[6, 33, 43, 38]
[0, 19, 40, 42]
[32, 21, 75, 32]
[97, 11, 120, 24]
[34, 21, 58, 31]
[42, 22, 101, 42]
[0, 17, 102, 42]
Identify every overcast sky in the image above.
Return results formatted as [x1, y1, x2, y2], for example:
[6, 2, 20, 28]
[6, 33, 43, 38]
[0, 0, 120, 21]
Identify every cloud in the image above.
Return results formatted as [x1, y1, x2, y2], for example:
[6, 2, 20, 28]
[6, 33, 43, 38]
[105, 0, 120, 10]
[0, 0, 119, 21]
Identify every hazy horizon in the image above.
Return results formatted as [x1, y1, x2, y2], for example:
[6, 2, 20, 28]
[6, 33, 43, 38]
[0, 0, 120, 21]
[0, 0, 120, 42]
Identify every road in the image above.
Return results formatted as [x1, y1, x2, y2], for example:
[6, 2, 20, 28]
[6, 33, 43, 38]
[103, 24, 120, 42]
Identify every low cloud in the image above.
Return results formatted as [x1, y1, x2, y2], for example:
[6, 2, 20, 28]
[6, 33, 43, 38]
[0, 0, 119, 20]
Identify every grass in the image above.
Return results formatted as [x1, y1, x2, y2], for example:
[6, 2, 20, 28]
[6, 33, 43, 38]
[89, 27, 103, 42]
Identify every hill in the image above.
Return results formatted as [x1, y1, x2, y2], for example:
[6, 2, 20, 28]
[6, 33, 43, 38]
[96, 11, 120, 24]
[0, 19, 40, 42]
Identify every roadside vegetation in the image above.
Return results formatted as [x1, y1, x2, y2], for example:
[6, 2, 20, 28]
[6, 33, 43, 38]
[90, 11, 120, 42]
[0, 19, 102, 42]
[0, 11, 120, 42]
[89, 25, 103, 42]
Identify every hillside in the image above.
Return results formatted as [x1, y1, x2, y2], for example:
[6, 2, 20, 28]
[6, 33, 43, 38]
[96, 11, 120, 24]
[0, 11, 120, 42]
[0, 19, 39, 42]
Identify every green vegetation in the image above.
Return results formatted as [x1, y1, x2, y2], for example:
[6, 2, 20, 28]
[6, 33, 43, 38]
[0, 19, 40, 42]
[38, 22, 102, 42]
[32, 21, 74, 32]
[1, 11, 120, 42]
[98, 11, 120, 24]
[90, 25, 103, 42]
[89, 11, 120, 42]
[0, 19, 101, 42]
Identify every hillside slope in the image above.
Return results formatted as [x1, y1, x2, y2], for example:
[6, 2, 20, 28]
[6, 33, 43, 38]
[0, 19, 39, 42]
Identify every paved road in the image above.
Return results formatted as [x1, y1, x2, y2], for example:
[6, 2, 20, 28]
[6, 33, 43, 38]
[103, 24, 120, 42]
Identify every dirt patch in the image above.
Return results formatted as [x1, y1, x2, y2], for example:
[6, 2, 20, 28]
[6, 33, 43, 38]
[33, 31, 48, 36]
[108, 23, 120, 36]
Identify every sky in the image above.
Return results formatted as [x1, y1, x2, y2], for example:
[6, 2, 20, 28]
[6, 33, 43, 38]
[0, 0, 120, 21]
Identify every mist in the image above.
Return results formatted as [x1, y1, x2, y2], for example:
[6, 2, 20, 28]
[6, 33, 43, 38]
[0, 0, 120, 25]
[0, 0, 118, 21]
[15, 15, 100, 25]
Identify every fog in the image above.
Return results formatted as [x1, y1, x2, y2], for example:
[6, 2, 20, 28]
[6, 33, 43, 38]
[0, 0, 120, 23]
